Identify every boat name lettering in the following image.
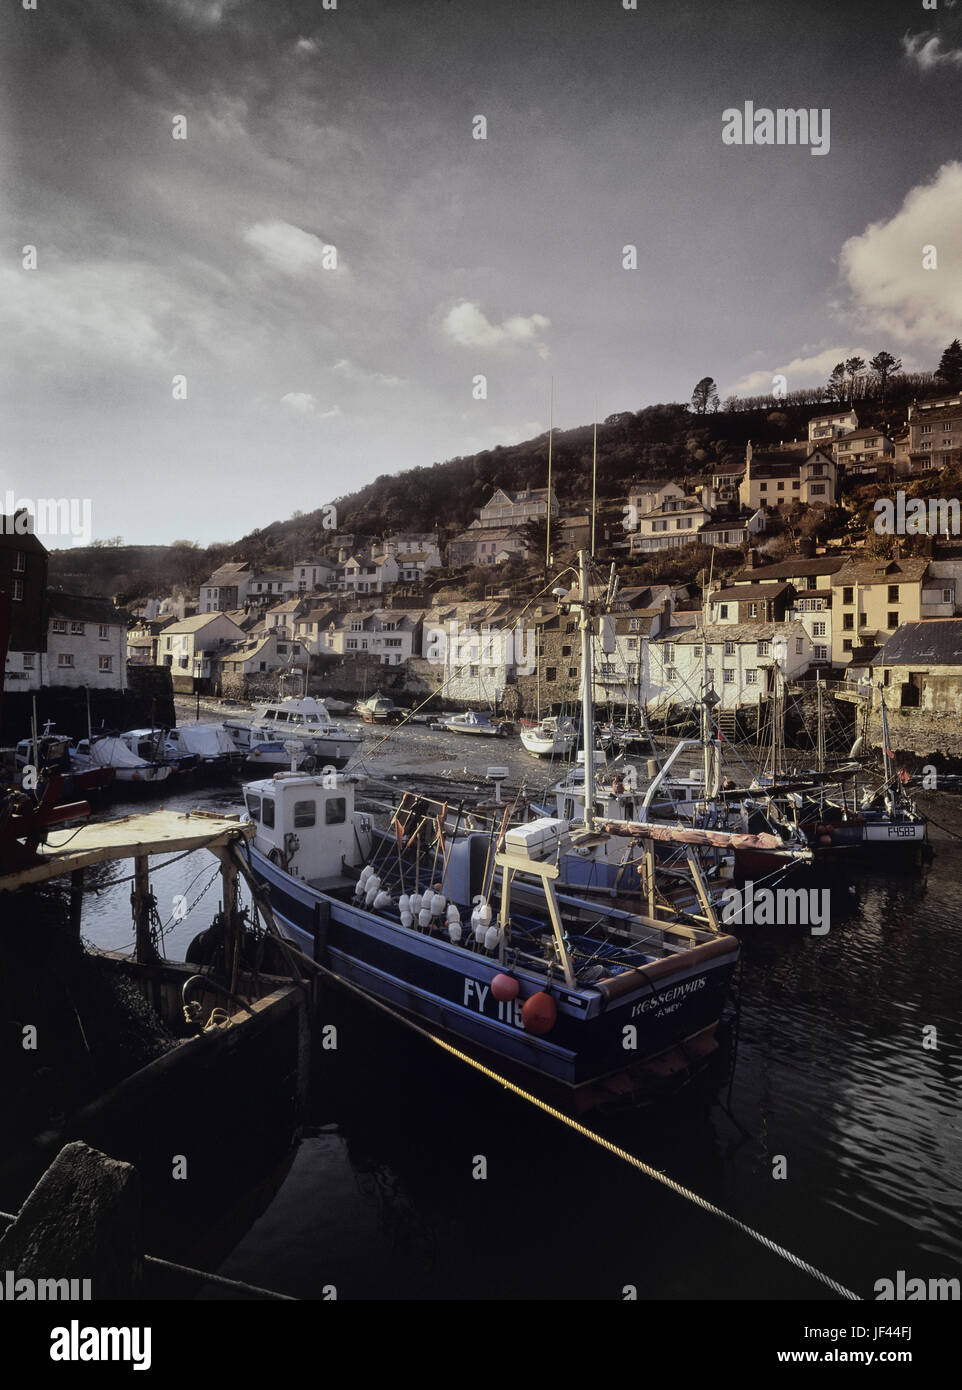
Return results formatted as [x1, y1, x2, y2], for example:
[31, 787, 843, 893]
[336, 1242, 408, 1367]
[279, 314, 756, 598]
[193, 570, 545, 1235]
[630, 975, 706, 1017]
[463, 977, 523, 1027]
[887, 826, 917, 838]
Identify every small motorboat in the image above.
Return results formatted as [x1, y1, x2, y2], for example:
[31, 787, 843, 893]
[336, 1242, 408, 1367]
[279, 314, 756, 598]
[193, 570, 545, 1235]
[71, 736, 172, 786]
[443, 710, 511, 737]
[355, 693, 401, 724]
[118, 729, 199, 778]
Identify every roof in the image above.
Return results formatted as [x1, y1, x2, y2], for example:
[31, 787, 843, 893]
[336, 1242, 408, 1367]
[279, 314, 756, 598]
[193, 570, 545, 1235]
[875, 618, 962, 666]
[47, 592, 126, 625]
[659, 621, 810, 645]
[160, 612, 240, 634]
[832, 556, 929, 586]
[203, 562, 251, 585]
[732, 556, 847, 583]
[712, 461, 746, 476]
[698, 513, 755, 534]
[835, 428, 894, 443]
[710, 582, 790, 602]
[809, 410, 857, 422]
[909, 403, 962, 425]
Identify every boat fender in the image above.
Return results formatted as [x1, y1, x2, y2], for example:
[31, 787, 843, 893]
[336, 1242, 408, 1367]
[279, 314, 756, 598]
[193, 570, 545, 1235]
[373, 890, 392, 910]
[268, 847, 288, 870]
[410, 892, 423, 914]
[448, 921, 462, 943]
[521, 991, 557, 1035]
[431, 893, 446, 916]
[818, 833, 833, 846]
[483, 924, 501, 952]
[478, 901, 493, 927]
[400, 910, 414, 928]
[418, 907, 433, 931]
[473, 916, 487, 944]
[491, 973, 519, 1002]
[358, 864, 374, 887]
[446, 903, 461, 923]
[365, 885, 380, 907]
[398, 894, 411, 914]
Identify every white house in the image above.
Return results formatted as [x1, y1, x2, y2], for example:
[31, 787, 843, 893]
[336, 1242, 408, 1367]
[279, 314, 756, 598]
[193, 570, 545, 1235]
[292, 558, 337, 593]
[217, 631, 307, 679]
[808, 409, 858, 448]
[645, 622, 813, 712]
[160, 612, 247, 681]
[199, 562, 253, 613]
[43, 593, 129, 692]
[327, 609, 425, 665]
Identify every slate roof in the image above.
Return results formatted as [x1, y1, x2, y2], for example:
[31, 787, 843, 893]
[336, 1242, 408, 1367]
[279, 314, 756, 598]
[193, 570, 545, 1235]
[710, 582, 791, 602]
[832, 556, 929, 586]
[47, 592, 127, 625]
[732, 556, 847, 583]
[875, 619, 962, 666]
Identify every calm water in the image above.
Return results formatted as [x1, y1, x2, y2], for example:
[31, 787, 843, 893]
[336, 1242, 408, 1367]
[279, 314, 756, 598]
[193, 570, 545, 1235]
[68, 717, 962, 1300]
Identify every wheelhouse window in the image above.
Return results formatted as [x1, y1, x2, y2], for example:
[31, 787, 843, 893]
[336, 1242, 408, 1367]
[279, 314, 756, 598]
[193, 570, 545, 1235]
[324, 797, 347, 825]
[245, 794, 261, 822]
[262, 798, 275, 828]
[293, 799, 316, 827]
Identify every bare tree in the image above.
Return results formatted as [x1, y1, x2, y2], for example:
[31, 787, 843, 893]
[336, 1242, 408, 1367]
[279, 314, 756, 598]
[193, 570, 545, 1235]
[691, 377, 720, 415]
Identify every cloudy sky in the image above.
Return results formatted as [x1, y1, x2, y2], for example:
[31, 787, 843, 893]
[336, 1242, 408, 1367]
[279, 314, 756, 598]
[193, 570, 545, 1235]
[3, 0, 961, 546]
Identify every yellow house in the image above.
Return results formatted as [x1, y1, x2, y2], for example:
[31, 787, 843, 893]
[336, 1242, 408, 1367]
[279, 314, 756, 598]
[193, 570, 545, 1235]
[738, 445, 836, 512]
[830, 556, 928, 665]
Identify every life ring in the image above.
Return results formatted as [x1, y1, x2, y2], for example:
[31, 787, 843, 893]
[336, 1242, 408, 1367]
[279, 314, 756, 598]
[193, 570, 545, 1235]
[268, 847, 288, 871]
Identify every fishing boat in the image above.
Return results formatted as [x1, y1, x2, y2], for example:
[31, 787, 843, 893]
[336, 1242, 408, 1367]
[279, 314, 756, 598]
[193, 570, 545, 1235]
[241, 767, 740, 1110]
[14, 726, 115, 800]
[443, 710, 512, 737]
[520, 715, 577, 757]
[224, 695, 362, 765]
[162, 722, 246, 776]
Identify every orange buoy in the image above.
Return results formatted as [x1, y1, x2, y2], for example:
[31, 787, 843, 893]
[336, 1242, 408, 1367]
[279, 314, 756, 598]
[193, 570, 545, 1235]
[818, 833, 833, 846]
[491, 973, 520, 1002]
[521, 991, 557, 1035]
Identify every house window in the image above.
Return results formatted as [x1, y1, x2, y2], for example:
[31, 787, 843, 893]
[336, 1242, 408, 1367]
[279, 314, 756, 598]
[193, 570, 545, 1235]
[277, 644, 287, 654]
[346, 639, 357, 650]
[757, 641, 769, 657]
[70, 622, 84, 635]
[759, 482, 767, 492]
[470, 665, 479, 677]
[666, 667, 677, 681]
[23, 653, 34, 669]
[813, 621, 826, 637]
[843, 613, 854, 630]
[568, 666, 577, 678]
[796, 638, 803, 654]
[545, 667, 557, 682]
[888, 612, 898, 629]
[561, 645, 571, 657]
[13, 550, 25, 572]
[810, 484, 826, 496]
[842, 587, 854, 605]
[663, 644, 674, 662]
[98, 656, 112, 672]
[943, 588, 953, 604]
[792, 481, 800, 490]
[724, 641, 735, 655]
[887, 586, 899, 603]
[53, 618, 69, 633]
[777, 482, 785, 491]
[814, 645, 828, 661]
[719, 604, 729, 619]
[58, 653, 74, 668]
[12, 579, 24, 602]
[746, 668, 757, 684]
[626, 638, 637, 650]
[723, 668, 734, 683]
[842, 639, 853, 652]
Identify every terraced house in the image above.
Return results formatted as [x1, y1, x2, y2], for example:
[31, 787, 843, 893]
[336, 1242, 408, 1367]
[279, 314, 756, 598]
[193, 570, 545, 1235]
[738, 444, 837, 511]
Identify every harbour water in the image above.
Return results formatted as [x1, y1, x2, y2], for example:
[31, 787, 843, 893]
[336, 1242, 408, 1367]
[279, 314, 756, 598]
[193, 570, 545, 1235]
[65, 720, 962, 1300]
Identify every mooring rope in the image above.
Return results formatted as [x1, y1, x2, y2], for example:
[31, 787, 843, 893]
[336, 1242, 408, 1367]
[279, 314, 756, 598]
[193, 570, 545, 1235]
[310, 959, 862, 1301]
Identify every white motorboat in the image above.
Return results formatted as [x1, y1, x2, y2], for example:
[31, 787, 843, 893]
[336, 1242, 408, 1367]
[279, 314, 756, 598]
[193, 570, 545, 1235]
[443, 710, 511, 737]
[224, 696, 362, 768]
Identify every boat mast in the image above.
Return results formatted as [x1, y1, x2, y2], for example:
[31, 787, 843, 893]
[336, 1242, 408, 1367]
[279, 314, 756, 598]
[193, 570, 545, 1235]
[816, 672, 826, 773]
[577, 548, 596, 833]
[590, 400, 598, 558]
[545, 378, 554, 575]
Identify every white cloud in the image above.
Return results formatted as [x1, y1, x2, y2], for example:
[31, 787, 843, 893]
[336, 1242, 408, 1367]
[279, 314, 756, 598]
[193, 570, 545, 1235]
[838, 161, 962, 346]
[441, 300, 550, 357]
[295, 37, 319, 55]
[280, 393, 340, 420]
[280, 392, 317, 415]
[733, 347, 872, 395]
[902, 32, 962, 71]
[163, 0, 243, 27]
[243, 219, 342, 278]
[331, 358, 404, 386]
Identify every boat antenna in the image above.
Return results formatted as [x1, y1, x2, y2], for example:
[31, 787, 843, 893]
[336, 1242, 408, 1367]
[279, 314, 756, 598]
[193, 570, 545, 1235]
[577, 549, 596, 833]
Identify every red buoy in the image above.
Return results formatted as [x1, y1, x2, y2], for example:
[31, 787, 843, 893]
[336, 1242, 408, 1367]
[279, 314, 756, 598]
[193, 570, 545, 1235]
[491, 973, 520, 1002]
[521, 991, 557, 1035]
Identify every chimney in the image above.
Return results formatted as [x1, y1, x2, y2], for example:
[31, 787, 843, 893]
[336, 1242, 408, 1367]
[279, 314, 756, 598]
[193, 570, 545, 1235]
[745, 546, 758, 570]
[799, 537, 815, 559]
